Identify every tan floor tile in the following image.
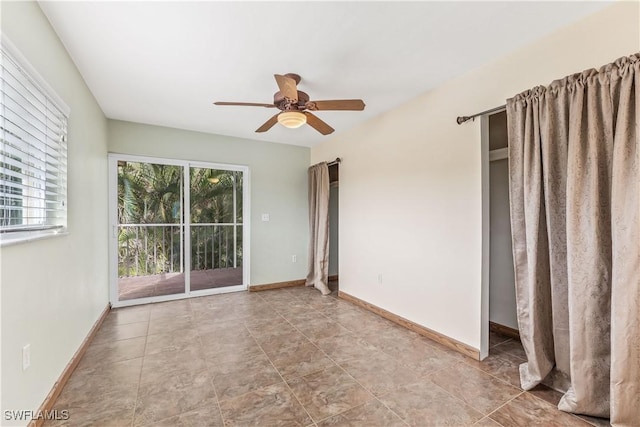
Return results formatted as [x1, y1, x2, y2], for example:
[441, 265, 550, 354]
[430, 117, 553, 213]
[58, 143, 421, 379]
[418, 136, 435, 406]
[105, 305, 151, 325]
[316, 399, 406, 427]
[150, 299, 192, 318]
[139, 368, 212, 397]
[465, 353, 523, 389]
[145, 328, 200, 355]
[219, 382, 312, 427]
[280, 309, 328, 324]
[314, 331, 379, 363]
[365, 330, 457, 377]
[489, 393, 591, 426]
[275, 301, 318, 317]
[491, 339, 527, 361]
[293, 317, 352, 341]
[287, 365, 374, 422]
[242, 309, 287, 329]
[259, 331, 312, 355]
[333, 308, 391, 334]
[93, 320, 149, 343]
[489, 332, 512, 348]
[200, 325, 256, 343]
[576, 414, 611, 427]
[148, 313, 195, 335]
[141, 346, 208, 377]
[474, 416, 504, 426]
[360, 323, 420, 351]
[259, 289, 299, 304]
[57, 357, 142, 406]
[196, 319, 248, 337]
[264, 339, 336, 380]
[210, 353, 283, 400]
[200, 333, 264, 364]
[79, 336, 146, 368]
[426, 340, 476, 363]
[134, 381, 217, 426]
[51, 388, 136, 427]
[380, 380, 484, 426]
[430, 362, 520, 415]
[142, 404, 224, 427]
[527, 383, 564, 406]
[246, 320, 302, 344]
[341, 352, 417, 396]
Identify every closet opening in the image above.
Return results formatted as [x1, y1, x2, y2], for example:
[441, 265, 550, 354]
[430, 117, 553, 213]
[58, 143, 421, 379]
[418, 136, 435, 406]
[482, 111, 524, 361]
[328, 162, 339, 293]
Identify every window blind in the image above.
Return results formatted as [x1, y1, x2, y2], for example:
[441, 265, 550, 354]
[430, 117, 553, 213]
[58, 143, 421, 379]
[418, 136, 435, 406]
[1, 42, 69, 233]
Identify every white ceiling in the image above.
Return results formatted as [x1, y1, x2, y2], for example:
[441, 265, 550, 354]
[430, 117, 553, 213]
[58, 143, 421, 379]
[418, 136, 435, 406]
[40, 1, 610, 147]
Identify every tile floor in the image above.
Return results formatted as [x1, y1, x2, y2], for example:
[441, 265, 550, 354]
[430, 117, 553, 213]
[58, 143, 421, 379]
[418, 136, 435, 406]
[46, 287, 610, 426]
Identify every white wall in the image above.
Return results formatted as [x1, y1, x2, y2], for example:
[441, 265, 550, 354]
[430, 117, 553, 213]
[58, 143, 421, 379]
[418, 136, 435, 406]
[0, 2, 109, 424]
[311, 2, 640, 351]
[108, 120, 309, 286]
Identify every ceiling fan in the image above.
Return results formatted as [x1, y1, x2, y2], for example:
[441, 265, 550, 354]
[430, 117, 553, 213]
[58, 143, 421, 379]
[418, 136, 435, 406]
[214, 73, 365, 135]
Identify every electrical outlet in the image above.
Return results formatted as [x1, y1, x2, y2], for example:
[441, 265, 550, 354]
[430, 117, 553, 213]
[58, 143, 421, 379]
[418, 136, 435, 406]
[292, 255, 297, 263]
[22, 344, 31, 371]
[377, 273, 383, 285]
[261, 213, 270, 222]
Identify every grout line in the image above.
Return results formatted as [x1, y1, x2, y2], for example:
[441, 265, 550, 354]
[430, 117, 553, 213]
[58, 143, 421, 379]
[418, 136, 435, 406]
[482, 390, 524, 420]
[129, 316, 150, 427]
[190, 298, 228, 427]
[269, 291, 379, 422]
[275, 293, 410, 427]
[244, 319, 316, 425]
[458, 357, 524, 390]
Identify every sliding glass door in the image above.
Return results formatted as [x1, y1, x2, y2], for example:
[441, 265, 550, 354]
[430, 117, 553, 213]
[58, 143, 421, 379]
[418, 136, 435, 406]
[189, 167, 243, 291]
[116, 160, 185, 301]
[109, 155, 249, 307]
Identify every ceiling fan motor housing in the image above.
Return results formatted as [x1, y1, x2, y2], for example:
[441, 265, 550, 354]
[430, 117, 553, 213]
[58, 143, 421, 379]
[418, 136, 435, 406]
[273, 90, 310, 111]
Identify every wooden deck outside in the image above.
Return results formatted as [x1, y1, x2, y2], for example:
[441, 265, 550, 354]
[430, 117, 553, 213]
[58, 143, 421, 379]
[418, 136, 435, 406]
[118, 267, 242, 301]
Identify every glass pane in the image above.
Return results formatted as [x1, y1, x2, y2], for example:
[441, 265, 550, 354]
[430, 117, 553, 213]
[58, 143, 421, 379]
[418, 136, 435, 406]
[190, 167, 234, 224]
[117, 161, 183, 224]
[190, 166, 242, 291]
[117, 161, 185, 301]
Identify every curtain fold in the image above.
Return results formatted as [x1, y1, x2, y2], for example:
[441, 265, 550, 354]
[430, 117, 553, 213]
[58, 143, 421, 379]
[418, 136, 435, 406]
[306, 162, 331, 295]
[507, 53, 639, 425]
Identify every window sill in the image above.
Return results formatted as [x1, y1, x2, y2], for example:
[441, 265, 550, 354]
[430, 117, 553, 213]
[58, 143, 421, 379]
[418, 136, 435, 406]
[0, 229, 69, 247]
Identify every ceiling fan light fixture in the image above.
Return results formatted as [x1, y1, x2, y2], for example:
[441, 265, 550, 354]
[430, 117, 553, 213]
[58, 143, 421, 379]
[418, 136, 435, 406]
[278, 111, 306, 129]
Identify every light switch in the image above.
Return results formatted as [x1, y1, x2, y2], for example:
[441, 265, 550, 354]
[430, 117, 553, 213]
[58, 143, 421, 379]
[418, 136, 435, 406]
[261, 213, 270, 222]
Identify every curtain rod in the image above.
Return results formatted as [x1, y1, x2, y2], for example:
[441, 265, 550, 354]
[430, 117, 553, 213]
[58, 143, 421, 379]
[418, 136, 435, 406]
[456, 104, 506, 125]
[327, 157, 341, 166]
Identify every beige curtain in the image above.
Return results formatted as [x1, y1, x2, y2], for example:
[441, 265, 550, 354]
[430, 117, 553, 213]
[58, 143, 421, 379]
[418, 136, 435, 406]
[507, 53, 639, 425]
[306, 162, 331, 295]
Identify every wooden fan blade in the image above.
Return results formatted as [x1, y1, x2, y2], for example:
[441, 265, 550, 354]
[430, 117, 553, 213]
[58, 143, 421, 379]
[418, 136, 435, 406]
[214, 102, 276, 108]
[255, 113, 280, 133]
[306, 99, 365, 111]
[304, 112, 334, 135]
[274, 74, 298, 101]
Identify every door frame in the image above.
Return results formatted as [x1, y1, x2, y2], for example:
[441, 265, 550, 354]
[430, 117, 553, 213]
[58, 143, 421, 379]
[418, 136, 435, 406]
[108, 153, 251, 307]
